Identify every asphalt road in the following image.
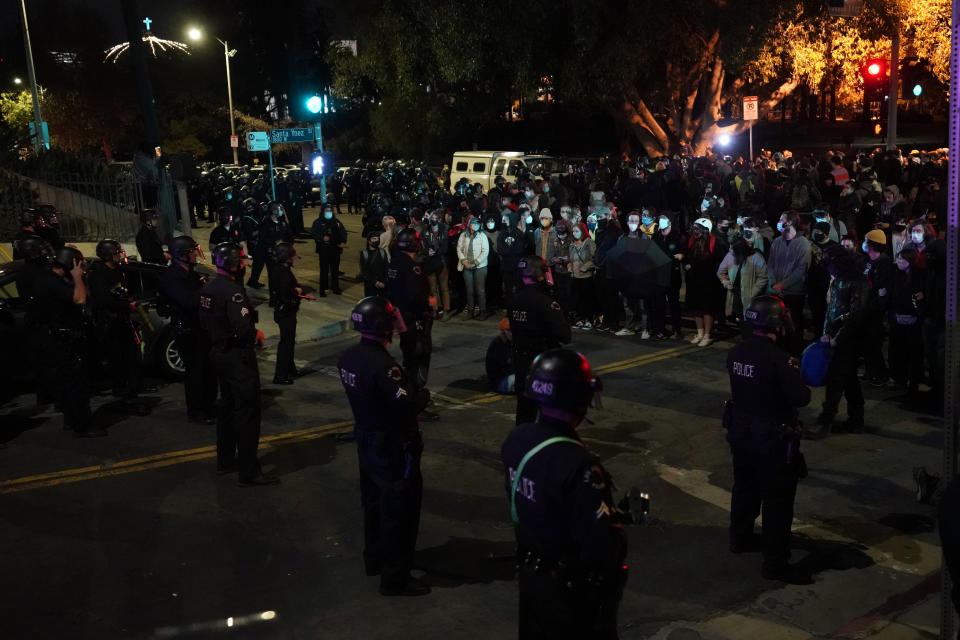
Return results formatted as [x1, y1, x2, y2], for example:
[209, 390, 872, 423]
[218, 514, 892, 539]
[0, 316, 949, 639]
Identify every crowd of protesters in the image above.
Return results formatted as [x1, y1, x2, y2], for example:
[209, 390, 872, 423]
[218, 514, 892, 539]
[347, 148, 949, 426]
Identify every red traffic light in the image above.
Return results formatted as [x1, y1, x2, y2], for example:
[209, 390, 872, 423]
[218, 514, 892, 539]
[866, 63, 881, 76]
[862, 59, 887, 82]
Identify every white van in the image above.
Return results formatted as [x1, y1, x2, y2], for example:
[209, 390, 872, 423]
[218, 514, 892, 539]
[449, 151, 530, 193]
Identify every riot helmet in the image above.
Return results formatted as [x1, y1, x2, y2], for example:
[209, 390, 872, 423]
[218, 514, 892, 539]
[517, 255, 547, 283]
[169, 236, 200, 266]
[350, 296, 406, 338]
[19, 208, 39, 228]
[394, 228, 421, 253]
[273, 241, 297, 264]
[140, 209, 160, 228]
[95, 239, 125, 263]
[523, 348, 602, 413]
[217, 207, 234, 227]
[16, 235, 53, 263]
[744, 295, 794, 335]
[212, 242, 246, 277]
[53, 246, 84, 272]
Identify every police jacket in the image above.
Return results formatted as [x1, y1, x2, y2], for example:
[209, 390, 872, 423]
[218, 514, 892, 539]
[501, 417, 627, 572]
[260, 218, 293, 252]
[136, 227, 166, 264]
[208, 225, 244, 253]
[88, 261, 132, 323]
[268, 263, 300, 316]
[726, 335, 810, 436]
[159, 264, 205, 334]
[30, 269, 83, 331]
[386, 251, 431, 320]
[337, 338, 429, 445]
[198, 274, 258, 349]
[359, 248, 389, 288]
[311, 217, 348, 254]
[507, 283, 571, 357]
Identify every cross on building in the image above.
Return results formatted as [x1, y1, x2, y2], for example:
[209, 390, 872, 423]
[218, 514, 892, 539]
[143, 17, 152, 31]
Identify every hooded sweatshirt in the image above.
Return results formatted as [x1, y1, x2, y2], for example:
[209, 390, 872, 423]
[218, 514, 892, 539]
[497, 210, 528, 271]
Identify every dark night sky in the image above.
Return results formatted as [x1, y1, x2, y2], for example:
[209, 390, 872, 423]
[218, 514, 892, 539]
[1, 0, 365, 76]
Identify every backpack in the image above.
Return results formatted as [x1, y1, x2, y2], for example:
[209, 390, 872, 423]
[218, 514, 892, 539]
[790, 184, 810, 211]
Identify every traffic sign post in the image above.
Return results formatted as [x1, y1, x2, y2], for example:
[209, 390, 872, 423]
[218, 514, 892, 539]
[743, 96, 758, 162]
[270, 127, 315, 144]
[230, 135, 239, 148]
[246, 131, 269, 152]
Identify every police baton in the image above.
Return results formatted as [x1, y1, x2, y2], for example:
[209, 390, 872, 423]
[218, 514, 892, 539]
[298, 294, 318, 301]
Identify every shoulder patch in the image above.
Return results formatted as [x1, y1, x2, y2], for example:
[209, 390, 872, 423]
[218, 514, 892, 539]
[584, 465, 608, 490]
[388, 365, 404, 383]
[231, 293, 244, 304]
[551, 301, 561, 311]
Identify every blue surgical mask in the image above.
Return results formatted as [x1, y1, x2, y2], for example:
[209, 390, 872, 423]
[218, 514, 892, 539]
[324, 211, 333, 220]
[525, 215, 533, 225]
[470, 223, 481, 232]
[659, 217, 670, 229]
[586, 221, 596, 231]
[862, 240, 869, 253]
[777, 221, 784, 233]
[815, 217, 827, 224]
[486, 220, 496, 230]
[641, 216, 653, 226]
[525, 190, 534, 200]
[543, 185, 550, 193]
[736, 216, 743, 226]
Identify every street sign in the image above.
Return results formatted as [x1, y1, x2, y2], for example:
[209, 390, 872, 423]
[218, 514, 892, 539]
[743, 96, 759, 121]
[230, 135, 239, 148]
[270, 127, 315, 144]
[246, 131, 269, 152]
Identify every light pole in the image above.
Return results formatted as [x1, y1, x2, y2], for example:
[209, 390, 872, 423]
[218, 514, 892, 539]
[17, 0, 45, 153]
[188, 28, 239, 165]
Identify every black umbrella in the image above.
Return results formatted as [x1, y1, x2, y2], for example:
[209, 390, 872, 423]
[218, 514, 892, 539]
[605, 235, 672, 297]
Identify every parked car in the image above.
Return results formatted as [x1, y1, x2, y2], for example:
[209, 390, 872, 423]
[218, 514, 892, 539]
[0, 258, 186, 382]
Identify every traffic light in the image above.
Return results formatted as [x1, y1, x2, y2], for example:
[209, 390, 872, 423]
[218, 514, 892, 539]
[305, 95, 323, 115]
[861, 58, 887, 88]
[900, 57, 924, 100]
[873, 122, 883, 136]
[310, 152, 331, 176]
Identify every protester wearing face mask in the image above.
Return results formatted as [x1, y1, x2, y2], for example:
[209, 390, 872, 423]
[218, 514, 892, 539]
[683, 217, 724, 347]
[813, 208, 847, 244]
[569, 222, 596, 329]
[888, 247, 926, 397]
[835, 180, 862, 233]
[548, 220, 574, 319]
[639, 208, 658, 239]
[457, 217, 490, 319]
[311, 204, 348, 297]
[653, 213, 686, 339]
[421, 214, 451, 319]
[498, 210, 530, 304]
[810, 248, 871, 438]
[875, 185, 905, 232]
[890, 218, 909, 259]
[585, 213, 598, 240]
[904, 220, 931, 255]
[593, 208, 624, 332]
[534, 210, 557, 264]
[360, 229, 390, 298]
[806, 221, 838, 339]
[716, 236, 768, 326]
[482, 215, 504, 311]
[861, 228, 895, 386]
[766, 211, 811, 355]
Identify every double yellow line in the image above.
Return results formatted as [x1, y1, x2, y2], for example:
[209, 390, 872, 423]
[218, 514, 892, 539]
[0, 420, 353, 495]
[0, 343, 701, 494]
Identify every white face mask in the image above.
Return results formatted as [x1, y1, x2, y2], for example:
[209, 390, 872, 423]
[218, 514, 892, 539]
[911, 231, 924, 244]
[627, 222, 639, 232]
[486, 220, 496, 230]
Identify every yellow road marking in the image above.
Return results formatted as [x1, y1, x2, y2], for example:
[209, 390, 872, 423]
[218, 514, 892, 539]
[0, 343, 702, 493]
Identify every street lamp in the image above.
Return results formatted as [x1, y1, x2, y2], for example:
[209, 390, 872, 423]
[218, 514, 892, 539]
[13, 77, 22, 85]
[188, 27, 239, 165]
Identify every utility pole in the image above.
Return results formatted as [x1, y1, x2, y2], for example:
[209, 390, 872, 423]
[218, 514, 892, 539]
[886, 26, 899, 151]
[18, 0, 45, 153]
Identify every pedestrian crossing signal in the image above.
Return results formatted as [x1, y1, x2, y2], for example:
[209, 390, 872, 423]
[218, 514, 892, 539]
[873, 123, 883, 136]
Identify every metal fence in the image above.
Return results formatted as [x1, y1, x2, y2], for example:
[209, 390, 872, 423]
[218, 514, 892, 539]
[0, 166, 155, 242]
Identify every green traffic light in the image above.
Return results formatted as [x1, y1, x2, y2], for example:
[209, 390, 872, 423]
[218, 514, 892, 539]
[306, 95, 323, 114]
[912, 84, 922, 97]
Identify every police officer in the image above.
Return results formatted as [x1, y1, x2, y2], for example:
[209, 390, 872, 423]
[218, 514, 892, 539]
[159, 236, 217, 424]
[88, 239, 147, 405]
[136, 209, 169, 264]
[311, 203, 348, 296]
[386, 228, 438, 420]
[249, 202, 293, 289]
[338, 296, 431, 596]
[508, 256, 571, 425]
[199, 243, 277, 486]
[501, 349, 627, 638]
[15, 235, 53, 302]
[33, 204, 65, 252]
[725, 295, 811, 583]
[12, 209, 41, 260]
[208, 207, 246, 254]
[269, 242, 302, 385]
[32, 247, 106, 437]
